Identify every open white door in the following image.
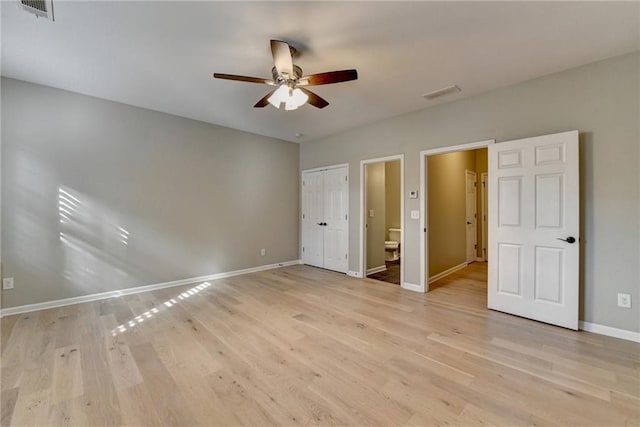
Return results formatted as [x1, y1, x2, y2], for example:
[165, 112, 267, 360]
[488, 131, 579, 330]
[465, 170, 478, 263]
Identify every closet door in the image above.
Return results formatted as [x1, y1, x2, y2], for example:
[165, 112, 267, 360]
[323, 167, 349, 273]
[302, 170, 324, 268]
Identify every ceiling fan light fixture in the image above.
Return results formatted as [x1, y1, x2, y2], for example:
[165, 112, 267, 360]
[267, 85, 308, 110]
[285, 88, 308, 111]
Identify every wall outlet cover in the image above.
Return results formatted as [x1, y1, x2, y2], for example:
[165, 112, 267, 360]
[617, 293, 631, 308]
[2, 277, 14, 290]
[410, 210, 420, 219]
[260, 248, 266, 256]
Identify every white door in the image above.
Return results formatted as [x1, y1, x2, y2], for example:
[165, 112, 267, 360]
[488, 130, 579, 330]
[301, 166, 349, 273]
[465, 170, 478, 263]
[302, 170, 324, 268]
[323, 167, 349, 273]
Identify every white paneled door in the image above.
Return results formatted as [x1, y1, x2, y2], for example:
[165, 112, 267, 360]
[488, 131, 579, 330]
[302, 166, 349, 273]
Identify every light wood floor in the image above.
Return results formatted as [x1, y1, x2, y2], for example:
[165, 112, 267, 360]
[1, 264, 638, 426]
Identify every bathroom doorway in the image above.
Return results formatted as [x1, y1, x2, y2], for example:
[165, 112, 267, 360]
[360, 155, 404, 286]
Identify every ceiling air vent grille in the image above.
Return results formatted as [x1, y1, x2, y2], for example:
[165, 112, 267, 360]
[423, 85, 461, 100]
[20, 0, 54, 21]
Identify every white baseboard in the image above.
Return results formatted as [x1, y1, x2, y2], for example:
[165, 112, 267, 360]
[579, 321, 640, 343]
[475, 257, 485, 262]
[347, 270, 361, 278]
[401, 282, 424, 293]
[366, 265, 387, 275]
[0, 259, 301, 318]
[428, 262, 468, 284]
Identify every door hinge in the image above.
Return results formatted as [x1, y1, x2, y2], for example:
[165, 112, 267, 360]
[474, 182, 477, 187]
[345, 253, 348, 259]
[345, 214, 348, 220]
[474, 213, 477, 218]
[424, 228, 427, 232]
[474, 244, 477, 249]
[345, 176, 348, 182]
[302, 247, 305, 252]
[302, 213, 305, 219]
[302, 180, 305, 186]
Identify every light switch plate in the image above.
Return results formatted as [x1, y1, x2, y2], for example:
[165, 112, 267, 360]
[369, 209, 374, 217]
[410, 210, 420, 219]
[409, 190, 418, 199]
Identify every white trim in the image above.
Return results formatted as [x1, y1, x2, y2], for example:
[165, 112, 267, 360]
[366, 265, 387, 275]
[0, 260, 301, 318]
[301, 163, 350, 174]
[428, 262, 468, 284]
[420, 139, 495, 293]
[347, 270, 361, 278]
[401, 282, 423, 293]
[359, 154, 404, 289]
[579, 321, 640, 343]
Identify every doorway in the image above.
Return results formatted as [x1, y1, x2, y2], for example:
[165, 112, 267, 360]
[419, 140, 495, 292]
[360, 155, 404, 286]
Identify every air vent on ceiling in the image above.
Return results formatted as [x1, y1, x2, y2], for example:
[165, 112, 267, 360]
[423, 85, 461, 100]
[20, 0, 54, 21]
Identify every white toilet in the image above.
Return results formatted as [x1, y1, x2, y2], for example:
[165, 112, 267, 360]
[385, 228, 402, 261]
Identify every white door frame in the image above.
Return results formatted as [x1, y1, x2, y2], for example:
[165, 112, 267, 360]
[419, 140, 495, 292]
[359, 154, 404, 288]
[301, 163, 349, 266]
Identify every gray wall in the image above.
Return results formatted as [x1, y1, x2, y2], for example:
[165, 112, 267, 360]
[365, 162, 386, 271]
[1, 78, 300, 308]
[427, 149, 482, 276]
[301, 52, 640, 333]
[385, 161, 401, 233]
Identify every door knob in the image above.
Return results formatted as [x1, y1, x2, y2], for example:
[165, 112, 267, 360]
[466, 221, 472, 225]
[557, 236, 576, 244]
[323, 222, 328, 226]
[317, 222, 323, 226]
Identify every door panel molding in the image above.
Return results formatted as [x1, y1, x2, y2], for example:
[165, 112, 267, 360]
[488, 130, 579, 330]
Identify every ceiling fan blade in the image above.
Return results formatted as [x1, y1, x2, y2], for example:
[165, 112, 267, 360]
[298, 69, 358, 86]
[270, 40, 294, 76]
[254, 89, 277, 108]
[299, 88, 329, 109]
[213, 73, 274, 85]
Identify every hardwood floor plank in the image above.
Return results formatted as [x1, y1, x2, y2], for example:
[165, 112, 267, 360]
[0, 263, 638, 426]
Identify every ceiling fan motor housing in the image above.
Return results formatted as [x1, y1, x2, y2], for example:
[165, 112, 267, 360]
[272, 65, 303, 83]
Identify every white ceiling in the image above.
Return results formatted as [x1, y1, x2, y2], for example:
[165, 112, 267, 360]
[2, 1, 639, 143]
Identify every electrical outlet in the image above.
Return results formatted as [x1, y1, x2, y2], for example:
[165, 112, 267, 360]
[411, 210, 420, 219]
[617, 293, 631, 308]
[260, 248, 266, 256]
[2, 277, 14, 290]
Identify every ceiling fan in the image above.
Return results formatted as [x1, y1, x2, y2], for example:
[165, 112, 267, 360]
[213, 40, 358, 111]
